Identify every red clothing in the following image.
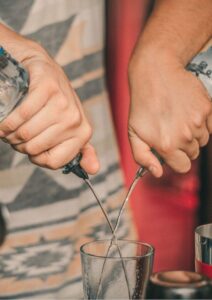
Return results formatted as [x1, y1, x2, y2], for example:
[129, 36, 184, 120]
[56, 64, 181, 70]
[106, 0, 198, 271]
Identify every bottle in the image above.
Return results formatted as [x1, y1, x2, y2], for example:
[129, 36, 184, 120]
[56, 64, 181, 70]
[0, 46, 28, 122]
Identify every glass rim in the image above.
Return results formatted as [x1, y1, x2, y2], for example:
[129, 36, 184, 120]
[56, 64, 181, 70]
[195, 223, 212, 239]
[80, 239, 154, 260]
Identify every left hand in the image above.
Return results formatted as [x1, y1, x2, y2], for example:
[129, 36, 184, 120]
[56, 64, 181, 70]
[0, 38, 99, 173]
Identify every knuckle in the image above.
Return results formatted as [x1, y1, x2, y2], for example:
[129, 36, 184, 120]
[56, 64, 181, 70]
[193, 113, 204, 128]
[12, 144, 24, 153]
[36, 151, 59, 169]
[67, 109, 82, 128]
[71, 110, 82, 127]
[203, 101, 212, 116]
[19, 105, 31, 120]
[28, 155, 39, 166]
[82, 124, 93, 142]
[17, 127, 31, 141]
[28, 154, 46, 168]
[159, 138, 172, 154]
[182, 127, 193, 142]
[52, 93, 69, 112]
[3, 118, 17, 132]
[45, 157, 60, 170]
[25, 143, 40, 156]
[41, 77, 58, 94]
[57, 94, 69, 111]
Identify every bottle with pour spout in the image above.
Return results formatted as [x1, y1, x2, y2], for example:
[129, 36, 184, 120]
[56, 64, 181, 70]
[0, 44, 211, 300]
[0, 43, 211, 247]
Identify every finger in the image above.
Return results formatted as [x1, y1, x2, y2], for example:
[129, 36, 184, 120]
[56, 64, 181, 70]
[80, 144, 100, 174]
[164, 150, 191, 173]
[5, 96, 61, 144]
[130, 135, 163, 177]
[0, 87, 49, 137]
[12, 109, 88, 156]
[29, 138, 82, 169]
[180, 139, 200, 160]
[193, 125, 210, 147]
[12, 124, 67, 155]
[29, 142, 100, 175]
[206, 113, 212, 134]
[198, 130, 210, 147]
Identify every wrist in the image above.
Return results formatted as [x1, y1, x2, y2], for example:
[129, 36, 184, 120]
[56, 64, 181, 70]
[129, 42, 183, 81]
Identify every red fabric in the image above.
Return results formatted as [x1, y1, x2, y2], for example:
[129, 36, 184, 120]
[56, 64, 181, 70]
[106, 0, 199, 271]
[106, 0, 149, 185]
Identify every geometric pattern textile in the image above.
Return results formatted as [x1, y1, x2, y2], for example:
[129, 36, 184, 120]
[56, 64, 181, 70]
[0, 1, 134, 298]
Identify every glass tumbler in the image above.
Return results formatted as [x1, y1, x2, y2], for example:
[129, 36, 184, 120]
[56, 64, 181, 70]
[195, 223, 212, 278]
[80, 239, 154, 299]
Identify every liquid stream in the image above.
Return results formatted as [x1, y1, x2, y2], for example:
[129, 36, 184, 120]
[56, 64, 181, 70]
[84, 166, 147, 299]
[85, 179, 131, 299]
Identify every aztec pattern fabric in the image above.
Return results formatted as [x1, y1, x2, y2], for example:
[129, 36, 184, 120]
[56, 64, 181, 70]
[0, 1, 133, 299]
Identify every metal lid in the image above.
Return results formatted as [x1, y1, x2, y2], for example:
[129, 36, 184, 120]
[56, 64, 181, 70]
[146, 271, 212, 299]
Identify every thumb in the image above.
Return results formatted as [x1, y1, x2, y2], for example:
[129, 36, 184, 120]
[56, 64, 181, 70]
[130, 135, 163, 177]
[80, 143, 100, 175]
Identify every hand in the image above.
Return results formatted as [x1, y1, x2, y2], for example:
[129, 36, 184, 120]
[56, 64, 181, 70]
[0, 36, 99, 174]
[128, 50, 212, 177]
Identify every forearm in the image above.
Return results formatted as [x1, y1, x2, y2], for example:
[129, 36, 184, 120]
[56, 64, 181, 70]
[133, 0, 212, 66]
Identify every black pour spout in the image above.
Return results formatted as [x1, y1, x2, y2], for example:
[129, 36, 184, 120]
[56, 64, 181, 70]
[62, 153, 89, 180]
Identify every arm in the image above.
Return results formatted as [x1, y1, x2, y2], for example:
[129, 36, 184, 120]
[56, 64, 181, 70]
[136, 0, 212, 64]
[0, 24, 99, 173]
[128, 0, 212, 177]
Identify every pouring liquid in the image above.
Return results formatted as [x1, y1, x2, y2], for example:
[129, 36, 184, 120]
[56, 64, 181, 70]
[95, 168, 147, 299]
[84, 167, 147, 299]
[85, 179, 131, 299]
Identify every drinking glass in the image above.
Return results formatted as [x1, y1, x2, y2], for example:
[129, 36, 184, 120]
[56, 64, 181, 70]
[195, 223, 212, 278]
[80, 239, 154, 299]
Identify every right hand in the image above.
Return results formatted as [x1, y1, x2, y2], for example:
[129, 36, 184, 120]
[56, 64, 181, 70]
[128, 49, 212, 177]
[0, 28, 99, 174]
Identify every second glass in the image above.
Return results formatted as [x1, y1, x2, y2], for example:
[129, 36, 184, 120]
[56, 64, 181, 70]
[80, 239, 154, 299]
[195, 223, 212, 278]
